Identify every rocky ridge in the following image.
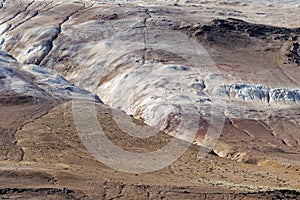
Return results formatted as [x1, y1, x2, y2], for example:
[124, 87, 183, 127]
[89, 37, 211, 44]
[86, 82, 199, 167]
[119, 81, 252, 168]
[0, 51, 100, 101]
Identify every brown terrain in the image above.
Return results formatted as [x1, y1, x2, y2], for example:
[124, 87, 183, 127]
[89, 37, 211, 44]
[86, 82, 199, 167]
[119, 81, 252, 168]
[0, 0, 300, 199]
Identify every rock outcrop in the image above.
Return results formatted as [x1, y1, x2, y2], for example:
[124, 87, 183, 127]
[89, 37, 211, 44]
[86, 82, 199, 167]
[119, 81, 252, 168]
[0, 51, 100, 101]
[286, 42, 300, 66]
[213, 83, 300, 105]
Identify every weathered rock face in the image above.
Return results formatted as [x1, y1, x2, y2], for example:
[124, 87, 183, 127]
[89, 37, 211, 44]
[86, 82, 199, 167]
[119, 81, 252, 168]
[0, 0, 299, 162]
[0, 0, 300, 199]
[213, 83, 300, 105]
[0, 52, 99, 101]
[286, 42, 300, 65]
